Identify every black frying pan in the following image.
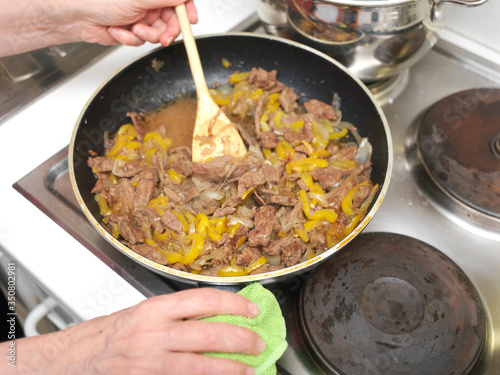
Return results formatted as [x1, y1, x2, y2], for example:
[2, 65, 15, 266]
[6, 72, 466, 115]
[69, 33, 392, 285]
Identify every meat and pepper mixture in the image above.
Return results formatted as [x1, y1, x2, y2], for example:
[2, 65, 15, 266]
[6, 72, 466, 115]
[87, 67, 378, 277]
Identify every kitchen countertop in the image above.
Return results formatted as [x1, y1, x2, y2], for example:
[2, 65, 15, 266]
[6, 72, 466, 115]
[0, 1, 258, 323]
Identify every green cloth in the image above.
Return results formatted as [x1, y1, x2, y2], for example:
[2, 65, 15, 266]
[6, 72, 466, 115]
[202, 283, 288, 375]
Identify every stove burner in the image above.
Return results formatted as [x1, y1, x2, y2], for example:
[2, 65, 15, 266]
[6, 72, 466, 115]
[416, 88, 500, 218]
[299, 232, 485, 375]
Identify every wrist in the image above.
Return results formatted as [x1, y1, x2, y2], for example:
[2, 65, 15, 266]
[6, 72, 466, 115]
[0, 0, 83, 56]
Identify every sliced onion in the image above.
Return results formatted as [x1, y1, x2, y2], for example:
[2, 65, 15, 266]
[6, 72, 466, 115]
[228, 215, 254, 228]
[203, 190, 224, 200]
[237, 205, 255, 219]
[266, 254, 282, 266]
[112, 158, 126, 177]
[248, 146, 265, 161]
[299, 245, 314, 263]
[354, 138, 373, 164]
[308, 192, 329, 208]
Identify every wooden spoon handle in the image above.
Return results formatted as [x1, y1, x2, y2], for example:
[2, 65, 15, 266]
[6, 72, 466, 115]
[175, 4, 210, 98]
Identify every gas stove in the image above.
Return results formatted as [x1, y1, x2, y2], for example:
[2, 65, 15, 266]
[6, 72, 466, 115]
[13, 18, 500, 375]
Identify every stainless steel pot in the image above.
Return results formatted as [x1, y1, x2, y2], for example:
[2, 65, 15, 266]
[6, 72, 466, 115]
[258, 0, 488, 82]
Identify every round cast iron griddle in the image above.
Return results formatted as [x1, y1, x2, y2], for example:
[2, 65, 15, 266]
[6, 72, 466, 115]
[69, 33, 391, 285]
[299, 232, 485, 375]
[417, 88, 500, 218]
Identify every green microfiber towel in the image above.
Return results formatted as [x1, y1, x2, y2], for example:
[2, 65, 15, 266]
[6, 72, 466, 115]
[202, 283, 288, 375]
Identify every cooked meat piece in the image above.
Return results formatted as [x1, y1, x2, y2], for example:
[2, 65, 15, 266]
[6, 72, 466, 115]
[129, 243, 168, 265]
[331, 144, 358, 161]
[279, 201, 305, 233]
[248, 205, 275, 247]
[109, 180, 135, 213]
[262, 164, 281, 183]
[161, 210, 183, 233]
[325, 176, 357, 210]
[281, 237, 306, 267]
[311, 166, 346, 190]
[127, 111, 148, 141]
[171, 153, 192, 177]
[267, 194, 297, 206]
[109, 214, 144, 244]
[253, 92, 269, 137]
[221, 195, 241, 210]
[296, 178, 308, 191]
[309, 229, 327, 251]
[248, 263, 284, 275]
[237, 170, 266, 196]
[133, 207, 164, 233]
[134, 168, 158, 209]
[258, 130, 279, 148]
[281, 112, 317, 126]
[170, 145, 192, 158]
[237, 123, 259, 148]
[191, 192, 221, 215]
[213, 206, 237, 217]
[247, 67, 279, 91]
[279, 87, 299, 113]
[113, 160, 144, 178]
[191, 155, 261, 183]
[294, 144, 311, 156]
[304, 99, 338, 121]
[282, 122, 315, 144]
[163, 182, 185, 204]
[150, 152, 165, 171]
[352, 182, 373, 209]
[88, 156, 114, 173]
[263, 235, 305, 266]
[91, 178, 107, 195]
[236, 247, 261, 267]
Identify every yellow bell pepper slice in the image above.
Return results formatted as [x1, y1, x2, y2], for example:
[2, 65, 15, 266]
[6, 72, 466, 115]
[95, 193, 111, 216]
[300, 189, 311, 219]
[295, 227, 309, 242]
[166, 169, 185, 184]
[331, 160, 356, 170]
[196, 213, 210, 238]
[342, 181, 370, 215]
[229, 71, 249, 85]
[217, 256, 268, 277]
[329, 128, 348, 139]
[291, 120, 304, 133]
[343, 215, 361, 236]
[227, 222, 241, 238]
[179, 233, 205, 265]
[221, 57, 232, 68]
[309, 209, 338, 223]
[286, 158, 328, 174]
[277, 140, 295, 161]
[304, 220, 322, 232]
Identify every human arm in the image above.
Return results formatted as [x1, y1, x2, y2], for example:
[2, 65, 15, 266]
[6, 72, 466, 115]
[0, 288, 263, 375]
[0, 0, 198, 57]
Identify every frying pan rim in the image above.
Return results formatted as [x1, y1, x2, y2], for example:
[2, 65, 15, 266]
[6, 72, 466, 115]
[68, 31, 393, 285]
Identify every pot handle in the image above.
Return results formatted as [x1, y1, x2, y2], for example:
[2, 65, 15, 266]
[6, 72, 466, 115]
[432, 0, 488, 21]
[435, 0, 488, 7]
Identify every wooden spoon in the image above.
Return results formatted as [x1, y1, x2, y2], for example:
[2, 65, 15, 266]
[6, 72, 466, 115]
[175, 4, 247, 163]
